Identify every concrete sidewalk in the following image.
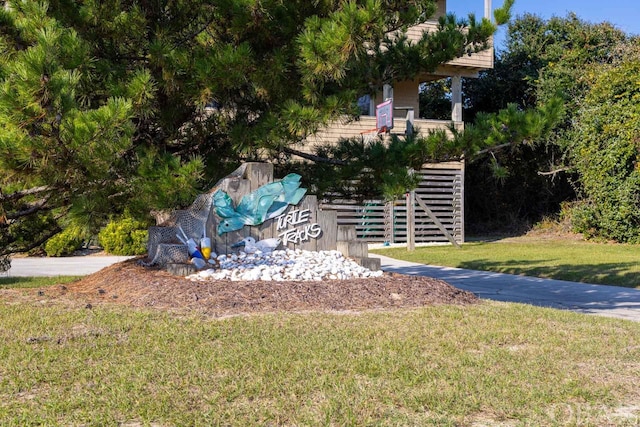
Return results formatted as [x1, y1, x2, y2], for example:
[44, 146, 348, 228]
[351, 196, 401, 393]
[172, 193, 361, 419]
[371, 254, 640, 322]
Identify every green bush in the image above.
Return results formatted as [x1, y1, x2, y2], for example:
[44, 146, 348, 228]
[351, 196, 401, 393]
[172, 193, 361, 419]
[45, 227, 83, 257]
[0, 255, 11, 272]
[98, 217, 148, 256]
[566, 55, 640, 243]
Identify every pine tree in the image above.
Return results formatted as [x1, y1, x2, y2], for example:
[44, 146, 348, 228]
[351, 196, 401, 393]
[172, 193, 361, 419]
[0, 0, 511, 255]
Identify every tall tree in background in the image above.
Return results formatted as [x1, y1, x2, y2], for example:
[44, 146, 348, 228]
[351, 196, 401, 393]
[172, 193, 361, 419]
[459, 13, 628, 233]
[418, 79, 452, 121]
[0, 0, 513, 255]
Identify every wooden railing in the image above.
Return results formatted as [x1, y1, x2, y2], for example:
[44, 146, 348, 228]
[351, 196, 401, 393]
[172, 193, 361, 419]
[302, 117, 463, 153]
[406, 22, 494, 71]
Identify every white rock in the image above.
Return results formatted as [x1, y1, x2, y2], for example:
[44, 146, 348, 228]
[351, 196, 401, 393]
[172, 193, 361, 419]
[186, 248, 384, 282]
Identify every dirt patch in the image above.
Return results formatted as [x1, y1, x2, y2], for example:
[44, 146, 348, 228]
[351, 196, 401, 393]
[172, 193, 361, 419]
[1, 258, 478, 316]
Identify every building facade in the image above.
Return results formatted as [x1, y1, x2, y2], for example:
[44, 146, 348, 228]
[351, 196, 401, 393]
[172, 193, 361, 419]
[310, 1, 495, 244]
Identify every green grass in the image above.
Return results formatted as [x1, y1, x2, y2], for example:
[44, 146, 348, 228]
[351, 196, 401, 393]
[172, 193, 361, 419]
[1, 240, 639, 424]
[372, 240, 640, 288]
[0, 276, 81, 289]
[0, 303, 639, 426]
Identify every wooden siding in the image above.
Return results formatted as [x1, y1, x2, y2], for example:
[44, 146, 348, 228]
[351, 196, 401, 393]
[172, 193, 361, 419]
[319, 163, 465, 244]
[386, 80, 419, 118]
[405, 22, 493, 71]
[302, 117, 463, 154]
[446, 46, 493, 69]
[371, 84, 420, 118]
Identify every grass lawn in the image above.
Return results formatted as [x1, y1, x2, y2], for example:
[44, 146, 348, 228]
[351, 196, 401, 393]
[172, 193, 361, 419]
[2, 239, 639, 425]
[1, 302, 640, 426]
[372, 240, 640, 288]
[0, 276, 81, 289]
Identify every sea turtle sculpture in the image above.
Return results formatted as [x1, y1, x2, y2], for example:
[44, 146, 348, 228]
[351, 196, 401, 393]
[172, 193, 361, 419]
[214, 173, 307, 235]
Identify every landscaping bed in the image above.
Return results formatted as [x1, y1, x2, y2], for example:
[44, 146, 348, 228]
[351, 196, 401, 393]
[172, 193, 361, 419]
[1, 258, 478, 316]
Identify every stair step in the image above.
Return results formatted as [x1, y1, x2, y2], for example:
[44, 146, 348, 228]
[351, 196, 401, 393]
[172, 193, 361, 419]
[351, 257, 381, 271]
[337, 241, 368, 258]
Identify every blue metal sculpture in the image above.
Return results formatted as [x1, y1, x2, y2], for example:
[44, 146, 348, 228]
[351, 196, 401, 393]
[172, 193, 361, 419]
[214, 173, 307, 235]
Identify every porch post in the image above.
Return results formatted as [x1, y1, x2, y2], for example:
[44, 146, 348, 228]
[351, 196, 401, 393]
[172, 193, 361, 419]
[383, 84, 393, 101]
[451, 75, 462, 122]
[406, 190, 415, 251]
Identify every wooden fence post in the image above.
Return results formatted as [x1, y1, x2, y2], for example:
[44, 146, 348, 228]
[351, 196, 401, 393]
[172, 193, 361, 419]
[406, 190, 415, 251]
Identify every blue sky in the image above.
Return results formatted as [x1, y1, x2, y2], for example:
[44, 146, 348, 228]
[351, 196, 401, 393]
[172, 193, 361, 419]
[448, 0, 639, 49]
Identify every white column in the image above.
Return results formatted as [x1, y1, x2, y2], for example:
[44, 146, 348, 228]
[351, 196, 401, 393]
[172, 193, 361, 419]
[485, 0, 492, 20]
[451, 75, 462, 122]
[383, 84, 393, 101]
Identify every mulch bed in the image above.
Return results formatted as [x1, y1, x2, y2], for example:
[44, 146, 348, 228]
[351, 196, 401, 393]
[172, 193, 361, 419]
[3, 258, 478, 317]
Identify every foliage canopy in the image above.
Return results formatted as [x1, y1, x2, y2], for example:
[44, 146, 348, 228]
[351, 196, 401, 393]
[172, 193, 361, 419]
[456, 13, 631, 233]
[0, 0, 514, 254]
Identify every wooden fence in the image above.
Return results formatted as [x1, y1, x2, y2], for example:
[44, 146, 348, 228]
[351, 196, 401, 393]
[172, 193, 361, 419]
[319, 162, 464, 244]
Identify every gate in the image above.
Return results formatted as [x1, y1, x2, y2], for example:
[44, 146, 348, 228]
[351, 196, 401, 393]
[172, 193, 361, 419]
[319, 162, 464, 245]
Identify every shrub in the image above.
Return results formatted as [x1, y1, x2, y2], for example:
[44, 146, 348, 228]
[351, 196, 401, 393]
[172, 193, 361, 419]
[44, 227, 83, 257]
[565, 56, 640, 243]
[0, 255, 11, 272]
[98, 217, 148, 256]
[6, 213, 58, 255]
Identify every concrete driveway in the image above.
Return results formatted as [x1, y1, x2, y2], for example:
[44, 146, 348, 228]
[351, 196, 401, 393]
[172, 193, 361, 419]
[5, 254, 640, 322]
[371, 254, 640, 322]
[6, 256, 135, 277]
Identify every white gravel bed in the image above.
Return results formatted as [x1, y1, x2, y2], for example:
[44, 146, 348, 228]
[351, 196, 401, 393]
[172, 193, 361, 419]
[187, 249, 384, 282]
